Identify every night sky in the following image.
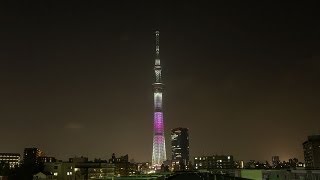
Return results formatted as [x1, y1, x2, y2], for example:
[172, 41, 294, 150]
[0, 2, 318, 163]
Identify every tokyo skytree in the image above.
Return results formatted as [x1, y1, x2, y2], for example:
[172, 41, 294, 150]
[151, 31, 166, 168]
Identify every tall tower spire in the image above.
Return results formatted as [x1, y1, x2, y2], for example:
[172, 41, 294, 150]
[152, 30, 166, 168]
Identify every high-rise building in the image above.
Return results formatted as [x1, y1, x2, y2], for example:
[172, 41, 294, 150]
[0, 153, 20, 168]
[272, 156, 280, 168]
[23, 147, 43, 165]
[303, 135, 320, 169]
[152, 30, 166, 168]
[171, 127, 189, 170]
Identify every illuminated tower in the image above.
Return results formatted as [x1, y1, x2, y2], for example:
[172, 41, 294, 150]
[152, 31, 166, 168]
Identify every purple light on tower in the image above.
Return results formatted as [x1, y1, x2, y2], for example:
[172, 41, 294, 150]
[152, 31, 166, 168]
[154, 112, 164, 134]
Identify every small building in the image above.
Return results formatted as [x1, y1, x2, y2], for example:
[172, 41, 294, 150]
[44, 162, 75, 180]
[33, 172, 55, 180]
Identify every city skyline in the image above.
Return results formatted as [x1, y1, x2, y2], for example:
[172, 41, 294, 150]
[0, 1, 318, 163]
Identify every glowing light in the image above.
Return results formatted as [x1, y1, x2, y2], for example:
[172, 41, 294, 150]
[155, 59, 160, 65]
[154, 93, 162, 110]
[147, 170, 155, 174]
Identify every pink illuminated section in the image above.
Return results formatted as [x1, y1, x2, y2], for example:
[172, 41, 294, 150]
[154, 112, 164, 134]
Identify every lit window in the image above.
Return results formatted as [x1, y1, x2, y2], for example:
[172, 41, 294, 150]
[54, 172, 58, 176]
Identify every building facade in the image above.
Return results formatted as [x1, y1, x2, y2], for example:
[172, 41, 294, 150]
[194, 155, 234, 170]
[171, 127, 189, 170]
[236, 169, 320, 180]
[303, 134, 320, 169]
[152, 30, 166, 168]
[44, 162, 75, 180]
[87, 164, 115, 179]
[66, 156, 114, 179]
[0, 153, 20, 168]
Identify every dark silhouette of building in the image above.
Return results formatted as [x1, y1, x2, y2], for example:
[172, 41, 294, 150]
[303, 135, 320, 169]
[19, 148, 44, 179]
[23, 148, 43, 166]
[69, 156, 88, 163]
[272, 156, 280, 168]
[288, 158, 299, 168]
[171, 127, 189, 170]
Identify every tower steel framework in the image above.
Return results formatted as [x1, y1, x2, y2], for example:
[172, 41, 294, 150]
[152, 31, 166, 168]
